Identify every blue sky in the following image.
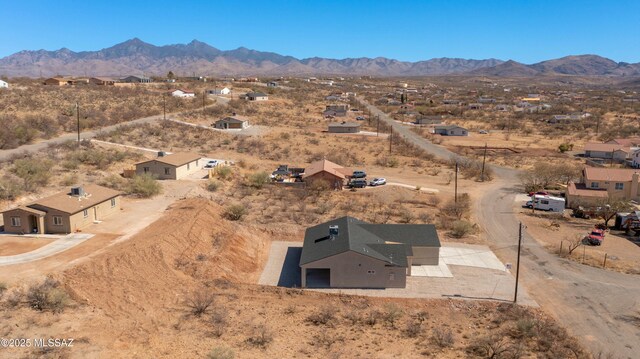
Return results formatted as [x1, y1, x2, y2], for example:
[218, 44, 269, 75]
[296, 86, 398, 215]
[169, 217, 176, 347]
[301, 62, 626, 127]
[2, 0, 639, 63]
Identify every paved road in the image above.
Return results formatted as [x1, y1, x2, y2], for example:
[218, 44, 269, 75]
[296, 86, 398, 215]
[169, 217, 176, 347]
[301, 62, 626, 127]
[357, 97, 640, 358]
[0, 233, 93, 266]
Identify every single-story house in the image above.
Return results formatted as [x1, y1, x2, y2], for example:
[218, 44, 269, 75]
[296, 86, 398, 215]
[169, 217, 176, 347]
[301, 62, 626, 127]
[328, 122, 360, 133]
[478, 97, 496, 104]
[632, 149, 640, 168]
[135, 152, 202, 180]
[267, 81, 278, 87]
[299, 216, 441, 288]
[2, 185, 121, 234]
[607, 138, 640, 147]
[583, 143, 630, 160]
[566, 167, 640, 207]
[326, 104, 349, 111]
[0, 80, 8, 89]
[415, 116, 443, 125]
[467, 103, 483, 110]
[43, 77, 77, 86]
[121, 75, 151, 83]
[89, 77, 116, 85]
[245, 92, 268, 101]
[207, 87, 231, 95]
[323, 109, 347, 117]
[170, 89, 195, 98]
[214, 115, 249, 129]
[302, 159, 352, 190]
[434, 125, 468, 136]
[442, 99, 461, 105]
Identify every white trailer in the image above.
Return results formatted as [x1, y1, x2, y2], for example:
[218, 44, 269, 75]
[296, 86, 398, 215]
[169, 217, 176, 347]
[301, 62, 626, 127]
[531, 195, 565, 212]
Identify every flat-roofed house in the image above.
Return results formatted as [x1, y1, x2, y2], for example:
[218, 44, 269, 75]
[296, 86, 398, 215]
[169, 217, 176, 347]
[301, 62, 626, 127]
[583, 143, 630, 161]
[135, 152, 202, 180]
[89, 77, 116, 85]
[434, 125, 468, 136]
[2, 185, 121, 234]
[328, 122, 360, 133]
[300, 216, 441, 288]
[170, 89, 196, 98]
[245, 92, 268, 101]
[121, 75, 151, 83]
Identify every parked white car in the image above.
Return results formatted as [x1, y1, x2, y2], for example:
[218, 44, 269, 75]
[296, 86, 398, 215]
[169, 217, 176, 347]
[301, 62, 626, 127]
[204, 160, 219, 168]
[369, 178, 387, 186]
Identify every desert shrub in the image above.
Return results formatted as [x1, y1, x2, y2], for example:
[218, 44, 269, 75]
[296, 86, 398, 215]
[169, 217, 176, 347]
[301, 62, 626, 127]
[308, 179, 331, 193]
[382, 303, 403, 328]
[206, 179, 220, 192]
[0, 175, 23, 200]
[246, 323, 273, 348]
[450, 220, 474, 238]
[223, 203, 247, 221]
[306, 305, 337, 326]
[364, 309, 382, 326]
[207, 347, 234, 359]
[441, 193, 471, 219]
[558, 143, 574, 153]
[403, 319, 423, 338]
[216, 166, 232, 180]
[11, 158, 53, 192]
[510, 318, 538, 339]
[375, 156, 400, 167]
[185, 289, 216, 317]
[466, 335, 522, 359]
[60, 173, 78, 186]
[432, 326, 455, 348]
[0, 282, 7, 298]
[26, 278, 70, 313]
[246, 171, 270, 189]
[128, 174, 161, 198]
[99, 174, 127, 191]
[398, 207, 415, 223]
[210, 307, 228, 337]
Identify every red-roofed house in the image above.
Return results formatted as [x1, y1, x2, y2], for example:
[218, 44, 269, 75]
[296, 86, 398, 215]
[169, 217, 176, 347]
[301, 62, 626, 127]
[566, 167, 640, 207]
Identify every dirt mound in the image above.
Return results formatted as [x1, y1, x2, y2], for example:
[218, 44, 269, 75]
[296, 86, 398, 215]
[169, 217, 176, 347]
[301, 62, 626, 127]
[62, 198, 269, 317]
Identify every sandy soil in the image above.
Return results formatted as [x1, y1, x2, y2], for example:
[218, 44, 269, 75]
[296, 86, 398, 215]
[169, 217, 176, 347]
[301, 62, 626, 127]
[0, 236, 56, 255]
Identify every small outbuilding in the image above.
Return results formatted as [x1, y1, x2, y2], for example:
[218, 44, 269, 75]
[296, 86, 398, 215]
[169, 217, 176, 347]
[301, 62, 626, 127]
[245, 92, 268, 101]
[328, 122, 360, 133]
[207, 87, 231, 95]
[0, 80, 8, 88]
[170, 89, 195, 98]
[135, 152, 202, 180]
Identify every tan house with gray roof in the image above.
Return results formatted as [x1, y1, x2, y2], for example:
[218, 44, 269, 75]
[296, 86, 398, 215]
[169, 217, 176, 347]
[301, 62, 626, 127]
[2, 185, 121, 234]
[135, 152, 202, 180]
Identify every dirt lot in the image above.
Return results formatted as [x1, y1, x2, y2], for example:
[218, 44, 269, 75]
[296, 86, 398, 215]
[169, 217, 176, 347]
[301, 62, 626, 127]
[0, 236, 56, 256]
[0, 198, 590, 358]
[517, 209, 640, 274]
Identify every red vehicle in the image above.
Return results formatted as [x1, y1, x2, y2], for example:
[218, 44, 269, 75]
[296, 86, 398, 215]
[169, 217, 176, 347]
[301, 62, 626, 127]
[585, 228, 605, 246]
[528, 191, 549, 197]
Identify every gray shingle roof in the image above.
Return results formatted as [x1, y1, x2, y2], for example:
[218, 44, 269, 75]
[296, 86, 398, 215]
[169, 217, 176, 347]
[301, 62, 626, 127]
[300, 216, 440, 267]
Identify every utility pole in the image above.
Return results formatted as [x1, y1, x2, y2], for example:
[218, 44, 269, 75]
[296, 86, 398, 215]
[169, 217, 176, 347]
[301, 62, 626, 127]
[76, 102, 80, 147]
[202, 91, 206, 113]
[163, 94, 166, 120]
[481, 143, 488, 181]
[376, 115, 380, 137]
[514, 222, 523, 303]
[595, 116, 600, 135]
[389, 126, 393, 153]
[454, 161, 458, 203]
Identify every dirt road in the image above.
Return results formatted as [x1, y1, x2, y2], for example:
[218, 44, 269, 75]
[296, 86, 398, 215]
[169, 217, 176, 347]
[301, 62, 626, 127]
[358, 98, 640, 358]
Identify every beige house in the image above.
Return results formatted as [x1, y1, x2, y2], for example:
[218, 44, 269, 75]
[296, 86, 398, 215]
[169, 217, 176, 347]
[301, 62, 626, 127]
[89, 77, 116, 85]
[566, 167, 640, 207]
[2, 185, 121, 234]
[214, 115, 249, 129]
[135, 152, 202, 180]
[328, 122, 360, 133]
[583, 143, 630, 161]
[300, 217, 441, 288]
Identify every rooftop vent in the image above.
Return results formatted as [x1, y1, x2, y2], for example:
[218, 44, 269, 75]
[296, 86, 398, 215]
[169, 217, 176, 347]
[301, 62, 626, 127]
[329, 225, 339, 240]
[70, 186, 84, 197]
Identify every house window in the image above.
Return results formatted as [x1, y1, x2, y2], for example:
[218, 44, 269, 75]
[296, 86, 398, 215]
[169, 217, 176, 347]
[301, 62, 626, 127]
[111, 198, 116, 207]
[367, 270, 376, 274]
[83, 209, 88, 218]
[53, 216, 63, 226]
[590, 182, 599, 189]
[164, 167, 170, 175]
[143, 167, 150, 173]
[10, 217, 21, 227]
[615, 183, 624, 190]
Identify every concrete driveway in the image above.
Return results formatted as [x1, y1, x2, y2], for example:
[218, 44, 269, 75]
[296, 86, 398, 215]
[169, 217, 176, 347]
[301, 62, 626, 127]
[0, 233, 93, 266]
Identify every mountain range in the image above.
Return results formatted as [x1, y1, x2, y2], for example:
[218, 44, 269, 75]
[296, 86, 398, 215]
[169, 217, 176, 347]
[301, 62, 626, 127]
[1, 38, 639, 78]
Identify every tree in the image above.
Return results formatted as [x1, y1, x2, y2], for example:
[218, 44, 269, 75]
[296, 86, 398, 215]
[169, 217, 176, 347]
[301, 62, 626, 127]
[167, 71, 175, 79]
[11, 158, 53, 192]
[593, 199, 632, 227]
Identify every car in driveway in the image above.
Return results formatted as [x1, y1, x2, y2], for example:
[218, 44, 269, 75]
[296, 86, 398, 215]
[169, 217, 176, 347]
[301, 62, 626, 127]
[369, 178, 386, 186]
[352, 170, 367, 178]
[479, 130, 489, 134]
[204, 160, 219, 168]
[348, 179, 367, 188]
[356, 116, 365, 121]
